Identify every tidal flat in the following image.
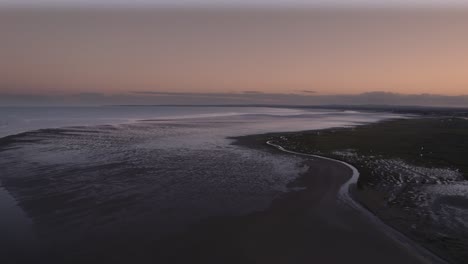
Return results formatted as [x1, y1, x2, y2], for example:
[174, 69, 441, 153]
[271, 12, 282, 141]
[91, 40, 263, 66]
[245, 117, 468, 263]
[1, 108, 415, 263]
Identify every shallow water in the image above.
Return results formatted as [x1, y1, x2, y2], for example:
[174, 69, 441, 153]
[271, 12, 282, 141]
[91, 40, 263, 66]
[0, 106, 307, 138]
[0, 106, 403, 262]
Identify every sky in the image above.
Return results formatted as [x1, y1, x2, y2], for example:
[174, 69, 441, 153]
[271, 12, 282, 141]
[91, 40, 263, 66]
[1, 1, 468, 106]
[3, 0, 468, 8]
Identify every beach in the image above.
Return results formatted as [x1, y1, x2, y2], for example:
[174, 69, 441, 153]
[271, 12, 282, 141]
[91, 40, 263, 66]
[258, 117, 468, 263]
[3, 2, 468, 263]
[0, 107, 449, 263]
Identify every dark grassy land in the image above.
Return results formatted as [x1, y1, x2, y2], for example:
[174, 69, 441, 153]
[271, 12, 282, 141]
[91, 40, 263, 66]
[273, 117, 468, 180]
[240, 117, 468, 263]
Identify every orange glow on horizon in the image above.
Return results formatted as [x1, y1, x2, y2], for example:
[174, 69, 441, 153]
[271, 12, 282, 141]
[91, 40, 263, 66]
[1, 8, 468, 97]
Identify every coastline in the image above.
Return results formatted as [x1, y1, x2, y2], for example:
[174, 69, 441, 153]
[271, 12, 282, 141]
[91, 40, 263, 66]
[1, 124, 429, 263]
[1, 112, 461, 263]
[265, 140, 447, 264]
[252, 117, 468, 264]
[163, 133, 432, 264]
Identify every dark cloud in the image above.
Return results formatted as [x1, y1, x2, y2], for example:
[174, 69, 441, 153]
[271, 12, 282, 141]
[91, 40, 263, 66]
[299, 90, 317, 94]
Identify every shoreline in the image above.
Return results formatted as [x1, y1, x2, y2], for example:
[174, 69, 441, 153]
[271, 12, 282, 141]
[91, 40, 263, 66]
[2, 123, 428, 263]
[266, 140, 447, 264]
[1, 113, 460, 263]
[254, 117, 468, 264]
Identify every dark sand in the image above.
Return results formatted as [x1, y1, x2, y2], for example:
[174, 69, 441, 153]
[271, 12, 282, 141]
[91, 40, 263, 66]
[1, 128, 445, 264]
[153, 137, 440, 264]
[256, 117, 468, 264]
[73, 146, 432, 264]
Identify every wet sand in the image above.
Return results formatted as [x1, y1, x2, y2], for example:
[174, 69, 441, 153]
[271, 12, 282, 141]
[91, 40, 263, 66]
[0, 114, 446, 264]
[155, 136, 442, 264]
[1, 129, 439, 264]
[259, 117, 468, 264]
[58, 146, 432, 264]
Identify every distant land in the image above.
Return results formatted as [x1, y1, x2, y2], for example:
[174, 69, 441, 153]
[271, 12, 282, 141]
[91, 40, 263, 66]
[115, 104, 468, 116]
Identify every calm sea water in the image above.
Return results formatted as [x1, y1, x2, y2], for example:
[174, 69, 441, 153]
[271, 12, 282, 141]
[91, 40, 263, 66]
[0, 106, 309, 138]
[0, 106, 403, 262]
